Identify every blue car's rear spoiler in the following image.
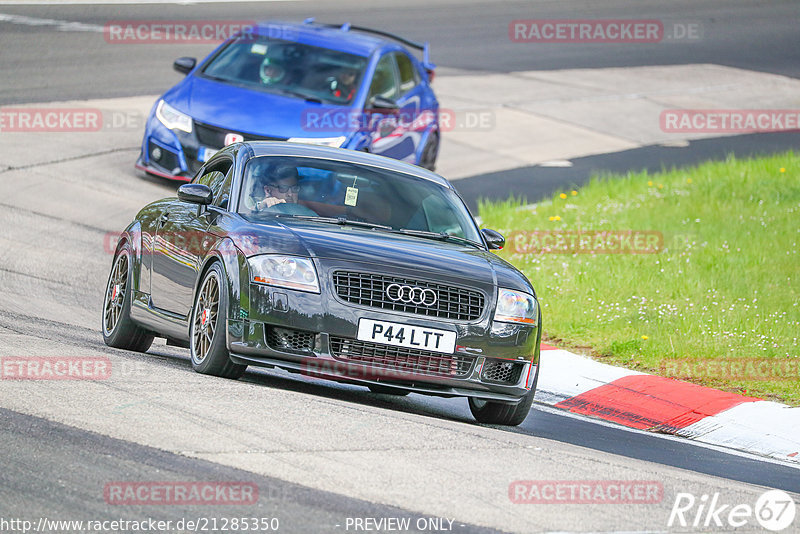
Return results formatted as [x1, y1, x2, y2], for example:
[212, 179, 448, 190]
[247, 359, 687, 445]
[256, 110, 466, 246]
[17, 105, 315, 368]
[303, 18, 436, 73]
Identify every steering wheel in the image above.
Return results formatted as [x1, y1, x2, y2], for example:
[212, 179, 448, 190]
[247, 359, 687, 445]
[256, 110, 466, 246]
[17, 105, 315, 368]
[263, 202, 318, 216]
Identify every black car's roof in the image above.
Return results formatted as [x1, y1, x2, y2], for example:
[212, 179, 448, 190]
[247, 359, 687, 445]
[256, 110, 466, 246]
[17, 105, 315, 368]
[237, 141, 451, 188]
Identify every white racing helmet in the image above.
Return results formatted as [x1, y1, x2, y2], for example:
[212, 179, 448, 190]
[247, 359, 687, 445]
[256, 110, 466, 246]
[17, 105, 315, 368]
[260, 57, 285, 84]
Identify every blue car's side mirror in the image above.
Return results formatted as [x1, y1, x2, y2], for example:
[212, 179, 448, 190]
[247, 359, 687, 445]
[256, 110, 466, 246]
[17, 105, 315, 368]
[173, 57, 197, 75]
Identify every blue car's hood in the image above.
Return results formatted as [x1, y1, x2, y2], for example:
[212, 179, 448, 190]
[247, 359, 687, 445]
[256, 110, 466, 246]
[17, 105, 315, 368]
[164, 75, 349, 139]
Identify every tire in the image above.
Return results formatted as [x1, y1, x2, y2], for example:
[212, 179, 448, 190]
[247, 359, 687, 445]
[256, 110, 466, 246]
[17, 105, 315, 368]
[470, 308, 543, 425]
[419, 131, 439, 171]
[102, 244, 154, 352]
[368, 385, 411, 396]
[189, 263, 246, 379]
[468, 364, 540, 426]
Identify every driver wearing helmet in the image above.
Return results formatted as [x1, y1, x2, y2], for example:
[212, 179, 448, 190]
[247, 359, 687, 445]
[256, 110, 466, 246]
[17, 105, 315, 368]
[260, 57, 286, 85]
[327, 67, 357, 101]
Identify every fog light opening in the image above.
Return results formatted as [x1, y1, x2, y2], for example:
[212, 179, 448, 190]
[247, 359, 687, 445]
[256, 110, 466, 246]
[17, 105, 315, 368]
[481, 358, 524, 385]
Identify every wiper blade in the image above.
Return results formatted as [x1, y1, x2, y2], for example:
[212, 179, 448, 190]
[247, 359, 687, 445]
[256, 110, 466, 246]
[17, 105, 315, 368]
[282, 214, 392, 231]
[276, 215, 480, 246]
[202, 73, 230, 83]
[395, 228, 483, 249]
[202, 78, 321, 103]
[271, 88, 322, 103]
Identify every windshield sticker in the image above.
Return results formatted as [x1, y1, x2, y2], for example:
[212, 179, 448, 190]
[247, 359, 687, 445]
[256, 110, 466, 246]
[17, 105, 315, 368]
[250, 43, 268, 55]
[345, 187, 359, 206]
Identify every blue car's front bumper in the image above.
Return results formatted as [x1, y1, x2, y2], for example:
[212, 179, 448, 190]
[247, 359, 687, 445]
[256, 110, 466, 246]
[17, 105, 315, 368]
[137, 110, 291, 181]
[136, 110, 196, 181]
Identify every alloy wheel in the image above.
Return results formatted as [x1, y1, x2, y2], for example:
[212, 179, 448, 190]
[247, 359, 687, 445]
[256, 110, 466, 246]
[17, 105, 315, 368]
[103, 252, 128, 336]
[192, 271, 220, 363]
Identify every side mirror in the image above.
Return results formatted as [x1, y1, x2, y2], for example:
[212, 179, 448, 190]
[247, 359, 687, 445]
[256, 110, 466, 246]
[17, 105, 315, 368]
[173, 57, 197, 75]
[368, 95, 399, 113]
[178, 183, 213, 205]
[481, 228, 505, 250]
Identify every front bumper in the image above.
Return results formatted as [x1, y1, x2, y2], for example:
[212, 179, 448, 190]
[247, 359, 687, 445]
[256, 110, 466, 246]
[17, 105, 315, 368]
[226, 263, 539, 402]
[137, 109, 287, 180]
[229, 325, 537, 402]
[135, 154, 192, 182]
[136, 111, 195, 180]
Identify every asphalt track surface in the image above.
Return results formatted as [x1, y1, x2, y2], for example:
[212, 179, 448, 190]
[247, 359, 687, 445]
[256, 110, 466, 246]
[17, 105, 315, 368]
[0, 407, 500, 533]
[1, 1, 799, 532]
[456, 131, 800, 210]
[0, 0, 798, 105]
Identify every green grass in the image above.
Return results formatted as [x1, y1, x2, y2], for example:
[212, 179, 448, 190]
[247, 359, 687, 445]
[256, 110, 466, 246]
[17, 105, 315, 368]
[479, 152, 800, 404]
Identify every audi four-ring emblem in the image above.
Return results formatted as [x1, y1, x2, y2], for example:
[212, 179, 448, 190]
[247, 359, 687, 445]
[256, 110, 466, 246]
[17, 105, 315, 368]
[385, 283, 438, 306]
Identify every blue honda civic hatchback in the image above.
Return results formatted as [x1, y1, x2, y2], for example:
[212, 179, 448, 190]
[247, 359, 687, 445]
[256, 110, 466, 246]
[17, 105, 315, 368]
[136, 20, 441, 181]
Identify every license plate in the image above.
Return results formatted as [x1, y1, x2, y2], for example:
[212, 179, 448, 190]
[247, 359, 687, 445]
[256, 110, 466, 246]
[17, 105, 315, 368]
[197, 146, 217, 162]
[357, 319, 456, 354]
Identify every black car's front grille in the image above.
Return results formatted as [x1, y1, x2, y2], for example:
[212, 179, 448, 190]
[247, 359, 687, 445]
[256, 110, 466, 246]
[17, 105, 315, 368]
[194, 121, 286, 149]
[330, 337, 475, 378]
[332, 271, 485, 321]
[266, 326, 315, 353]
[481, 359, 524, 385]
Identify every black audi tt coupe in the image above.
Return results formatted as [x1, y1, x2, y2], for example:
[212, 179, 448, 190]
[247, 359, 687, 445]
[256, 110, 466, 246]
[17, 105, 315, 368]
[103, 141, 541, 425]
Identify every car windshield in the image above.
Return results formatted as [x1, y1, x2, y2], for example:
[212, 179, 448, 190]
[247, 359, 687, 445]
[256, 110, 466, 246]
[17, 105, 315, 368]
[238, 156, 483, 246]
[200, 32, 368, 105]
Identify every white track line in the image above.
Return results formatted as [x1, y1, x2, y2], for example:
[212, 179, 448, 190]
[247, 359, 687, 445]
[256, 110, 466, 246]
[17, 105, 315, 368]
[533, 403, 800, 472]
[0, 1, 299, 5]
[0, 13, 103, 31]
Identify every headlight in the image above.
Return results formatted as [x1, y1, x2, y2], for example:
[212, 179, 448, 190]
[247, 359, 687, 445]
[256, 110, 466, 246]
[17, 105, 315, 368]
[248, 255, 319, 293]
[155, 100, 193, 133]
[287, 136, 346, 148]
[494, 288, 537, 325]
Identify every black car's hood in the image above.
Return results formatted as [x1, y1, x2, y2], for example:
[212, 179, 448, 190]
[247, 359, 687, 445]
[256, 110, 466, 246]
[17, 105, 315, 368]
[235, 219, 533, 294]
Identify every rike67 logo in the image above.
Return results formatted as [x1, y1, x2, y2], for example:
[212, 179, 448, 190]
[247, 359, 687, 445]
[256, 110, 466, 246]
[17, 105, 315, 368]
[669, 490, 796, 531]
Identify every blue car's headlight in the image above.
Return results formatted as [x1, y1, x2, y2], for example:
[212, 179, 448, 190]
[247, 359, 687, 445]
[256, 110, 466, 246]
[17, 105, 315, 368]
[287, 136, 346, 148]
[494, 288, 537, 325]
[155, 100, 193, 133]
[248, 255, 320, 293]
